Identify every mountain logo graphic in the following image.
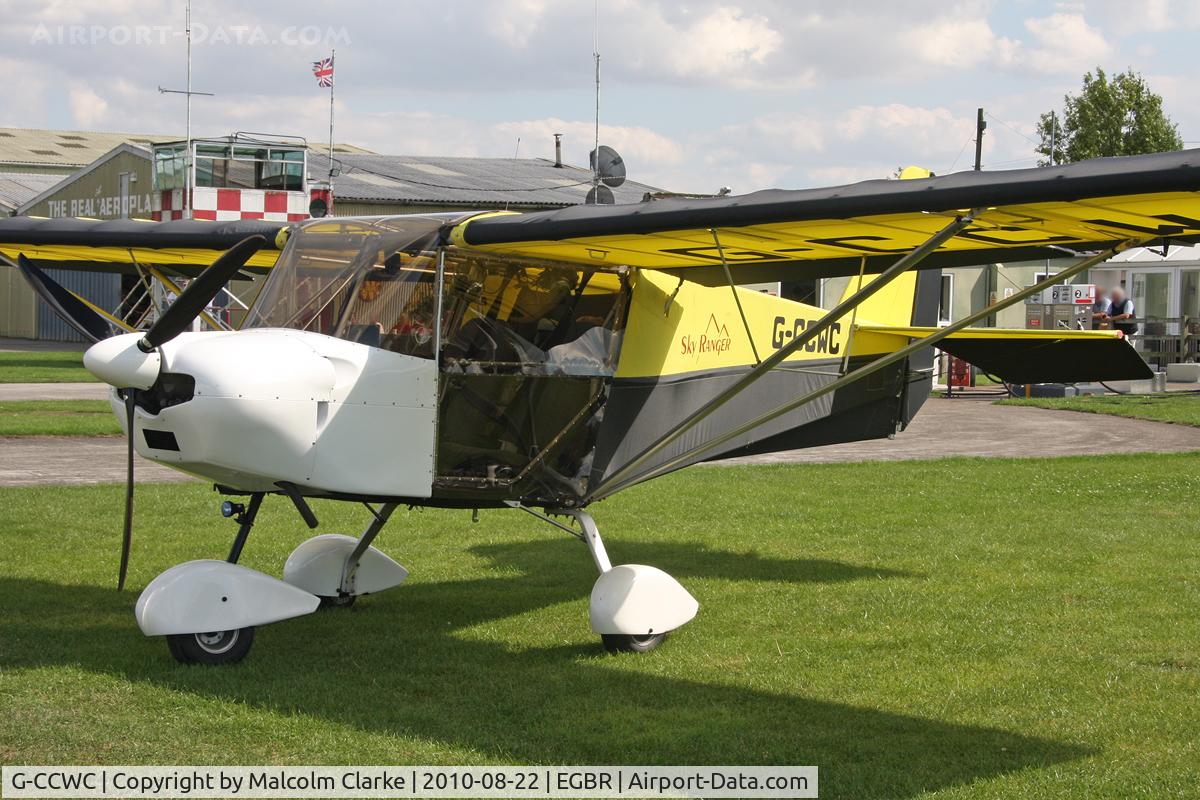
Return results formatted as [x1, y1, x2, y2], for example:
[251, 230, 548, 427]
[704, 314, 730, 338]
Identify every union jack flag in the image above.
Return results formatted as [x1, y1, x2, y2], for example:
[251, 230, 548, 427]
[312, 56, 334, 88]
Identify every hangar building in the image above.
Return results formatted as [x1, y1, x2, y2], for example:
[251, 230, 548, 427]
[0, 128, 661, 341]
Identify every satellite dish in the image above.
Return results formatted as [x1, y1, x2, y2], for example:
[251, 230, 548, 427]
[585, 184, 615, 205]
[590, 145, 626, 188]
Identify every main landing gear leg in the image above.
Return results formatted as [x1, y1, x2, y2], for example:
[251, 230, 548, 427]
[511, 504, 699, 654]
[325, 503, 399, 608]
[281, 502, 408, 609]
[225, 493, 265, 564]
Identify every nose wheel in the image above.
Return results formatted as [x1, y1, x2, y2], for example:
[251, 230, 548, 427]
[166, 627, 255, 665]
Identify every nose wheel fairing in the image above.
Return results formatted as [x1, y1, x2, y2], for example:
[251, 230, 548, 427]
[135, 560, 321, 637]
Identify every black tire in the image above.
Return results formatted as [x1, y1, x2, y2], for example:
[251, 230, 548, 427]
[318, 593, 357, 609]
[601, 632, 667, 654]
[166, 627, 255, 665]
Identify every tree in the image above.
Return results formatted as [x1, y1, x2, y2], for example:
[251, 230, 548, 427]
[1036, 68, 1183, 166]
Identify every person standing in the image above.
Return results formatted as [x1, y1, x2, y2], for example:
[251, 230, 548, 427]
[1092, 289, 1112, 329]
[1107, 287, 1138, 337]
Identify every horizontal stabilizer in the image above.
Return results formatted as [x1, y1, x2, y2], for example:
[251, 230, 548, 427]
[858, 325, 1153, 384]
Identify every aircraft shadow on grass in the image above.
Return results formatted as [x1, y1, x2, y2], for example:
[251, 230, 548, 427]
[0, 539, 1089, 798]
[475, 537, 919, 585]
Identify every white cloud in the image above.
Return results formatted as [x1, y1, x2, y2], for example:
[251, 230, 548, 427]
[1022, 12, 1113, 74]
[0, 0, 1188, 197]
[662, 5, 784, 81]
[899, 18, 1017, 69]
[0, 56, 50, 126]
[484, 0, 552, 49]
[68, 84, 109, 128]
[1086, 0, 1199, 33]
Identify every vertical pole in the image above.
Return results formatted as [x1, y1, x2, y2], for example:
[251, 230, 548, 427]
[328, 49, 336, 186]
[591, 0, 600, 199]
[592, 51, 600, 197]
[974, 107, 985, 171]
[184, 0, 192, 219]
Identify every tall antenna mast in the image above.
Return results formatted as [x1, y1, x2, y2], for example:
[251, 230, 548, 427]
[184, 0, 192, 217]
[592, 0, 600, 193]
[158, 0, 213, 218]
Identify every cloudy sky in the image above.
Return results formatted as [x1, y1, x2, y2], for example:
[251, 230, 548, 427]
[1, 0, 1197, 193]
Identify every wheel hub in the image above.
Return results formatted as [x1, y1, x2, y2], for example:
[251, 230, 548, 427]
[194, 629, 239, 655]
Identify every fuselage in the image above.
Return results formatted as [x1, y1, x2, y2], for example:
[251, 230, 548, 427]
[85, 213, 934, 507]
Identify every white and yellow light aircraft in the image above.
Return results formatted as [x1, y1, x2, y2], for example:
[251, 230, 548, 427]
[2, 149, 1192, 664]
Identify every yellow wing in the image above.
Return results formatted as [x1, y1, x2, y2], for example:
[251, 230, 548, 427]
[450, 149, 1200, 277]
[0, 217, 289, 277]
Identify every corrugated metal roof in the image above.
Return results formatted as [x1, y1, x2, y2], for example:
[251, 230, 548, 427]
[0, 128, 174, 169]
[312, 153, 661, 207]
[0, 172, 65, 212]
[0, 127, 374, 170]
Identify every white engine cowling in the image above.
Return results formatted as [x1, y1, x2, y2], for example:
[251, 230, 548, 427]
[282, 534, 409, 597]
[135, 560, 320, 636]
[589, 564, 699, 636]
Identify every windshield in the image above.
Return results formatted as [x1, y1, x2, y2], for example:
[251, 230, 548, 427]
[243, 215, 451, 358]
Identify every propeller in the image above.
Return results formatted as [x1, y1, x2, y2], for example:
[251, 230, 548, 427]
[119, 389, 136, 591]
[11, 236, 269, 590]
[120, 235, 268, 588]
[15, 255, 114, 343]
[138, 234, 266, 352]
[110, 234, 268, 589]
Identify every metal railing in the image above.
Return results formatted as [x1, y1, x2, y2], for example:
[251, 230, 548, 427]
[1117, 316, 1200, 368]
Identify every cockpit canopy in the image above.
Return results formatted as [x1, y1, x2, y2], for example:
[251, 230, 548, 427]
[243, 215, 448, 358]
[243, 214, 629, 375]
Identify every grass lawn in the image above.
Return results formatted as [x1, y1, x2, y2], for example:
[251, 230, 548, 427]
[0, 351, 96, 383]
[0, 400, 120, 436]
[998, 393, 1200, 427]
[0, 457, 1197, 798]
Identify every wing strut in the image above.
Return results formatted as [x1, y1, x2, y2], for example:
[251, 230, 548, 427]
[587, 209, 982, 500]
[711, 228, 761, 364]
[589, 235, 1152, 501]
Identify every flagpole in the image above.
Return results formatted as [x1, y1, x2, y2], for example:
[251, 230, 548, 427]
[327, 49, 335, 189]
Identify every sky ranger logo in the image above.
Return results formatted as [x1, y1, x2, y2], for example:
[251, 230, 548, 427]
[772, 315, 841, 354]
[680, 314, 733, 361]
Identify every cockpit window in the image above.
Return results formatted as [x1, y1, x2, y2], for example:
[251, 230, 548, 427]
[242, 215, 447, 358]
[439, 249, 628, 376]
[433, 248, 630, 502]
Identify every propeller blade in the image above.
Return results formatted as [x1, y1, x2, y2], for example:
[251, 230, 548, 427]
[139, 234, 265, 351]
[14, 254, 113, 343]
[118, 390, 136, 591]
